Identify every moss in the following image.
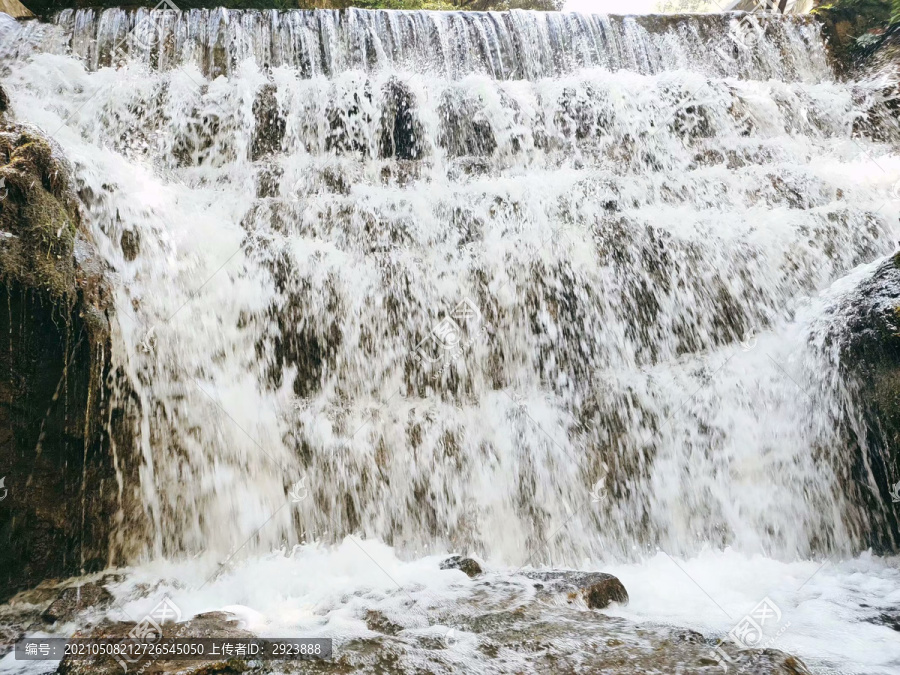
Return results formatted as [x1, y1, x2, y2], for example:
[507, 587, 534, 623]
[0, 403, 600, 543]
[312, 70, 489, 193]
[0, 126, 81, 302]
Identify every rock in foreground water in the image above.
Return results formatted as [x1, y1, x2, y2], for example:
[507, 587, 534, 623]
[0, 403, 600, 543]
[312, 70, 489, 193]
[526, 570, 629, 608]
[439, 556, 482, 578]
[57, 611, 256, 675]
[42, 583, 114, 624]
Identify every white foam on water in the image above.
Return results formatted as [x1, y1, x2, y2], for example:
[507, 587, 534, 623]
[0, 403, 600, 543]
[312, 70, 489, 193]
[5, 545, 893, 674]
[607, 550, 900, 674]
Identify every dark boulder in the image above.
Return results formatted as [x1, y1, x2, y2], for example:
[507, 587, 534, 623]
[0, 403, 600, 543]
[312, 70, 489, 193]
[833, 253, 900, 552]
[581, 574, 629, 609]
[525, 570, 628, 608]
[439, 555, 482, 578]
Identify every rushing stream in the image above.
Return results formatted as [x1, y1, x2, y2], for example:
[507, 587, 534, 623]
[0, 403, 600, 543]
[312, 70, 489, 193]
[1, 7, 899, 674]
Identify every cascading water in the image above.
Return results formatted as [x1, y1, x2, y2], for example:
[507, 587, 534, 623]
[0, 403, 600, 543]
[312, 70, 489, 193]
[2, 8, 900, 674]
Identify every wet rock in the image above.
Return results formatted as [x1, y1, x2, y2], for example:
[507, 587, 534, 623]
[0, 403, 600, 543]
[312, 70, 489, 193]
[379, 78, 423, 161]
[42, 582, 114, 623]
[868, 609, 900, 632]
[321, 165, 350, 195]
[554, 85, 613, 141]
[0, 626, 21, 657]
[57, 611, 255, 675]
[379, 159, 422, 187]
[256, 163, 283, 199]
[833, 253, 900, 550]
[365, 609, 404, 635]
[438, 89, 497, 159]
[581, 575, 629, 609]
[0, 122, 123, 602]
[0, 86, 8, 116]
[525, 571, 628, 608]
[325, 85, 373, 156]
[119, 228, 139, 261]
[251, 83, 285, 161]
[700, 648, 812, 674]
[439, 555, 482, 578]
[671, 103, 714, 140]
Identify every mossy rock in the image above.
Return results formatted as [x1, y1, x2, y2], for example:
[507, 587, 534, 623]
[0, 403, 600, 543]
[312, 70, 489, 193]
[0, 95, 133, 602]
[0, 125, 80, 302]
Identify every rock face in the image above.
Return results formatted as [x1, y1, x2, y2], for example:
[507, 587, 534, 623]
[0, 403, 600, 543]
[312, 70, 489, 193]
[0, 87, 123, 602]
[834, 254, 900, 551]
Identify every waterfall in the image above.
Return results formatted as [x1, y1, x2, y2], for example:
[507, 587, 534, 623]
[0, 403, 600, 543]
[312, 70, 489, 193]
[1, 8, 897, 571]
[7, 8, 828, 80]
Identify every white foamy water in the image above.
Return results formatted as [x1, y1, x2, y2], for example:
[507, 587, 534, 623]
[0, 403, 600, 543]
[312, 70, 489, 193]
[1, 8, 899, 674]
[3, 546, 898, 674]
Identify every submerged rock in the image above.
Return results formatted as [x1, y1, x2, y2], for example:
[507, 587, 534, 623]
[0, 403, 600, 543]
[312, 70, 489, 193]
[439, 555, 482, 578]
